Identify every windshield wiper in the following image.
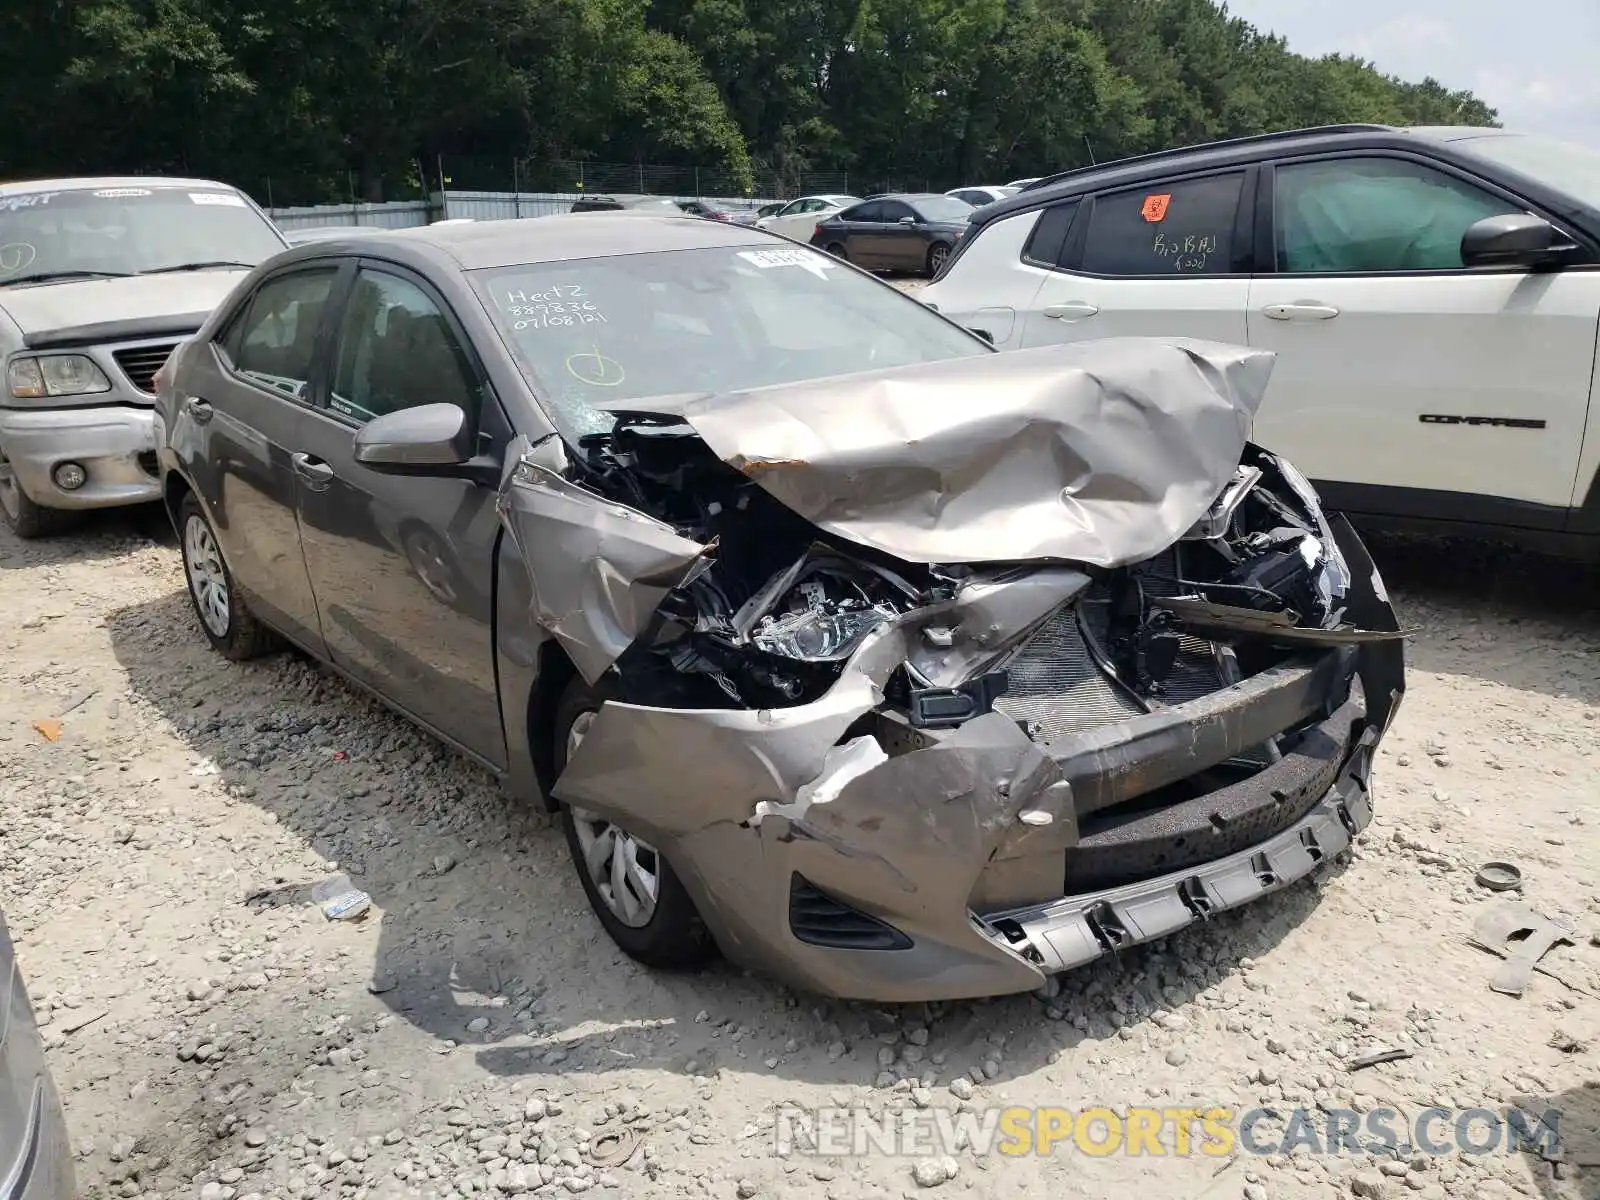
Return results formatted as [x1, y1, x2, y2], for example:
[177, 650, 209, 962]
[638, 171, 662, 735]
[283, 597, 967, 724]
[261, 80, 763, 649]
[139, 260, 255, 275]
[1, 270, 134, 286]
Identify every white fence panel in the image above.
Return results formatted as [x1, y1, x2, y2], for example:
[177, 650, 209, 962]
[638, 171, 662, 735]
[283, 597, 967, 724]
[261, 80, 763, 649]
[267, 200, 434, 231]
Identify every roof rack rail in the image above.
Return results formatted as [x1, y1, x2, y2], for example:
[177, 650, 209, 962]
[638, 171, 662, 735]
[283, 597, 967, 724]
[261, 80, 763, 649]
[1017, 123, 1396, 192]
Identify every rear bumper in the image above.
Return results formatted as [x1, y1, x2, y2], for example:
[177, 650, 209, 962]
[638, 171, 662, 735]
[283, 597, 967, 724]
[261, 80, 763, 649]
[0, 404, 160, 510]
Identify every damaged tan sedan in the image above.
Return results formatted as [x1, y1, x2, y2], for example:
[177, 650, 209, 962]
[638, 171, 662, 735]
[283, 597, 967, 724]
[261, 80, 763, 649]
[155, 216, 1404, 1002]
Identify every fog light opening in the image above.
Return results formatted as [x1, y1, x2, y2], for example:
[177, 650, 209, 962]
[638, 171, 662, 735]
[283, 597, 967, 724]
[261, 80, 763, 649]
[53, 461, 87, 491]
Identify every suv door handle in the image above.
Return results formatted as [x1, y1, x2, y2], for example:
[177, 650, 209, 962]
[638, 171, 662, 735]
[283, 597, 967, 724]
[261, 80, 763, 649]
[1262, 302, 1340, 321]
[185, 398, 214, 424]
[291, 452, 335, 491]
[1042, 302, 1100, 320]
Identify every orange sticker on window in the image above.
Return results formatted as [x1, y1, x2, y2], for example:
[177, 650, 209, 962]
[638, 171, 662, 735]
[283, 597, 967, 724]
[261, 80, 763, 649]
[1141, 193, 1172, 223]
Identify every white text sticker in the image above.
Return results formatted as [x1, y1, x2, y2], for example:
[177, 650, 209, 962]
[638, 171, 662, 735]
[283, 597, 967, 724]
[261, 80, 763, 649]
[94, 188, 152, 199]
[737, 247, 835, 280]
[189, 192, 247, 207]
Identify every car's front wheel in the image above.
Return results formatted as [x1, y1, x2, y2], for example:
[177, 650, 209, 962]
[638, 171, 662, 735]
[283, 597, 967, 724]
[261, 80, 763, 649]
[0, 448, 76, 539]
[554, 675, 716, 969]
[177, 491, 281, 660]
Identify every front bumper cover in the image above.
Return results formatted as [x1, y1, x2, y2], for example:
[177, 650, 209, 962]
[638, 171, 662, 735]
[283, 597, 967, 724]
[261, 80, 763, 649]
[0, 404, 160, 510]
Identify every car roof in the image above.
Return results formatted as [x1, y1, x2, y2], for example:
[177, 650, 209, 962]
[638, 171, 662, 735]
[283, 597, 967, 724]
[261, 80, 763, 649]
[271, 211, 774, 272]
[0, 175, 244, 197]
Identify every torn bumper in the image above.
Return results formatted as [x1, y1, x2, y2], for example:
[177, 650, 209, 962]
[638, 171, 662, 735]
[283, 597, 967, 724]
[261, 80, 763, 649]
[554, 637, 1390, 1003]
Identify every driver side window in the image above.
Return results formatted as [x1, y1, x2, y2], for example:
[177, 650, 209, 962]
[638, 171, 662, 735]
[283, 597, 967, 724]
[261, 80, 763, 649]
[329, 269, 479, 424]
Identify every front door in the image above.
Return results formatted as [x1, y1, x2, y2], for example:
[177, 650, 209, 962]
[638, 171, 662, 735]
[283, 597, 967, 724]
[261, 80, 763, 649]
[292, 264, 508, 767]
[1018, 170, 1252, 350]
[179, 265, 340, 652]
[1248, 154, 1598, 514]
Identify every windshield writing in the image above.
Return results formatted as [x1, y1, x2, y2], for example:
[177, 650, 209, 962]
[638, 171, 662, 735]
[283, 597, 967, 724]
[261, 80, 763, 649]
[476, 244, 986, 439]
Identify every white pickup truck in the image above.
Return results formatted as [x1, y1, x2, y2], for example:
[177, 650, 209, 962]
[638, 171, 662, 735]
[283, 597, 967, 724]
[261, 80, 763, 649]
[0, 177, 286, 537]
[922, 124, 1600, 557]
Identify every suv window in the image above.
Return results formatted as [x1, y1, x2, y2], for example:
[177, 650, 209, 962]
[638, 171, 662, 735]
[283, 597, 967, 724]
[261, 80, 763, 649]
[1274, 157, 1523, 273]
[1081, 173, 1244, 276]
[330, 270, 478, 424]
[229, 269, 337, 398]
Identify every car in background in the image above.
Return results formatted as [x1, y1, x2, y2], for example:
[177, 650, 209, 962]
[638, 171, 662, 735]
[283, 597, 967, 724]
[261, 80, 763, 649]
[810, 193, 974, 276]
[675, 199, 761, 226]
[1, 903, 75, 1200]
[757, 194, 863, 241]
[946, 186, 1018, 207]
[284, 225, 382, 245]
[569, 194, 684, 215]
[922, 123, 1600, 557]
[0, 176, 288, 537]
[154, 213, 1402, 1002]
[1006, 176, 1043, 189]
[755, 202, 785, 220]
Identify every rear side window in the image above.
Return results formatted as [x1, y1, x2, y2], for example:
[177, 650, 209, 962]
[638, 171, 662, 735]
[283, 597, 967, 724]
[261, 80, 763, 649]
[1022, 200, 1081, 268]
[1082, 173, 1244, 276]
[845, 202, 884, 223]
[229, 269, 338, 399]
[1273, 157, 1522, 273]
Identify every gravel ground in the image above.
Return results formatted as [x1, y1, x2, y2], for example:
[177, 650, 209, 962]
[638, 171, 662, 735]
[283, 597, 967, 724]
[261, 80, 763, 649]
[2, 500, 1599, 1200]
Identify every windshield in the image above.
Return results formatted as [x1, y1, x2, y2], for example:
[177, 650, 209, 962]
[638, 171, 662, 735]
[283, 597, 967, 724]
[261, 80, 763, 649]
[1453, 133, 1600, 207]
[476, 243, 988, 439]
[911, 196, 975, 222]
[0, 185, 284, 285]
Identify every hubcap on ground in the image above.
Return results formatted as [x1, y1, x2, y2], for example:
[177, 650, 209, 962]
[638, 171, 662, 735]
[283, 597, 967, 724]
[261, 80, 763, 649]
[183, 513, 231, 637]
[568, 710, 660, 928]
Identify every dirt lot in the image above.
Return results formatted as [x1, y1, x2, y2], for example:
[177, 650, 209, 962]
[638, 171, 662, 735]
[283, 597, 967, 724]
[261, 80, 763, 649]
[2, 504, 1598, 1200]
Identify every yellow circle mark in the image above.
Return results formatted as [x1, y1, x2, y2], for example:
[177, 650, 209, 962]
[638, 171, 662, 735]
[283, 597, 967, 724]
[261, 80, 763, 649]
[566, 346, 625, 387]
[0, 243, 38, 276]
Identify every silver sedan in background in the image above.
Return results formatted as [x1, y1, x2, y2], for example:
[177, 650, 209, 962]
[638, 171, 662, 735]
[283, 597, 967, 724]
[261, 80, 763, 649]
[1, 906, 73, 1200]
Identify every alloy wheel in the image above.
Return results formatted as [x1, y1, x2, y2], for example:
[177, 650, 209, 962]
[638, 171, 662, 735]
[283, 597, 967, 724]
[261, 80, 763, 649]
[183, 513, 231, 638]
[567, 711, 661, 928]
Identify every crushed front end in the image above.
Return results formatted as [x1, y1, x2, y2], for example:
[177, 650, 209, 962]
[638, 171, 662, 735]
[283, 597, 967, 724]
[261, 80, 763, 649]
[502, 340, 1405, 1001]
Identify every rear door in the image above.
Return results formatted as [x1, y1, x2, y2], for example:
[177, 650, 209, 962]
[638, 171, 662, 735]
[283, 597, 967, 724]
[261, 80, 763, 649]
[1247, 153, 1599, 516]
[1018, 168, 1254, 349]
[291, 262, 508, 767]
[176, 264, 341, 652]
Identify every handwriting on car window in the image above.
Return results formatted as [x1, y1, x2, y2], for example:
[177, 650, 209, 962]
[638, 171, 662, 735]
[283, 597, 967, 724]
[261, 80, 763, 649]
[1152, 230, 1221, 274]
[501, 285, 609, 332]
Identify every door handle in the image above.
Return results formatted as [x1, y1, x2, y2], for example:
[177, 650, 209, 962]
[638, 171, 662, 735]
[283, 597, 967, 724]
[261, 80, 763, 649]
[1042, 301, 1100, 320]
[185, 398, 214, 424]
[1261, 302, 1340, 321]
[291, 452, 335, 492]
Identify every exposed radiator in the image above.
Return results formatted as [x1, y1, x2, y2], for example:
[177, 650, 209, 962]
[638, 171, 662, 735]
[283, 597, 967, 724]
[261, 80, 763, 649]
[993, 606, 1144, 741]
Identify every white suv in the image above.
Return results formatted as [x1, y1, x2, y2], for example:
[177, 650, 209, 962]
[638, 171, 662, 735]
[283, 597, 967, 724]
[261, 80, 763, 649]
[922, 124, 1600, 557]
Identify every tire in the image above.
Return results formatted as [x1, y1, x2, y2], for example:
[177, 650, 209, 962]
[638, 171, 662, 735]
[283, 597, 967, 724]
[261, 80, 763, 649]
[825, 242, 849, 261]
[926, 241, 953, 277]
[177, 491, 281, 660]
[554, 675, 716, 969]
[0, 449, 77, 539]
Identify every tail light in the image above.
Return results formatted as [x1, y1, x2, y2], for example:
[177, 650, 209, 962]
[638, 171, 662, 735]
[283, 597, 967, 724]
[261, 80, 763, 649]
[814, 223, 824, 239]
[711, 211, 731, 222]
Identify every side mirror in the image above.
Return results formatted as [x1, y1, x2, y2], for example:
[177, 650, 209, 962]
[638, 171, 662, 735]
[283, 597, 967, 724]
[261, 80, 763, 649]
[898, 215, 918, 226]
[354, 402, 472, 473]
[1461, 214, 1566, 268]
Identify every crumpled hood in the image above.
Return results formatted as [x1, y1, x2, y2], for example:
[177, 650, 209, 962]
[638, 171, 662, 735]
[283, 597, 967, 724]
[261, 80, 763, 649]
[0, 271, 247, 336]
[599, 337, 1276, 568]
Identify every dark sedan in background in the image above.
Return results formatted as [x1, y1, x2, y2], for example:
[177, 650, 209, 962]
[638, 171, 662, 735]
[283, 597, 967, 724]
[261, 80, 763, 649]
[809, 193, 974, 276]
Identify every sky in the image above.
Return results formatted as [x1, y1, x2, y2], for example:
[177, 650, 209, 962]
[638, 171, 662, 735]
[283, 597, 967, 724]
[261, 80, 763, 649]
[1221, 0, 1600, 147]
